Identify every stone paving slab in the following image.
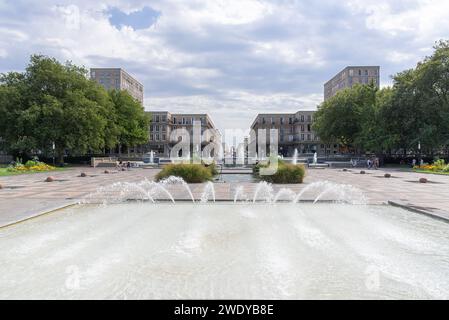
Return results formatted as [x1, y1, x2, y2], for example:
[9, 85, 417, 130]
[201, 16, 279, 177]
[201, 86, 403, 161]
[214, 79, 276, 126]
[1, 166, 449, 227]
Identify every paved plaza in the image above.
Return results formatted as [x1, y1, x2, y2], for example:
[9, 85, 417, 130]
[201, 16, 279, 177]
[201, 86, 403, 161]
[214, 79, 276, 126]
[0, 166, 448, 227]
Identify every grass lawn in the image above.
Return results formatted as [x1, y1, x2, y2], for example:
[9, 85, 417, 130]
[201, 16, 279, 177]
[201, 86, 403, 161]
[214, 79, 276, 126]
[413, 169, 449, 176]
[0, 167, 68, 177]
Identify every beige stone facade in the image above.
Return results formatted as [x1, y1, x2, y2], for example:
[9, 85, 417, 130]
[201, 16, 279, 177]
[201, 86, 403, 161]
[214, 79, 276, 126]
[250, 111, 339, 157]
[90, 68, 144, 104]
[324, 66, 380, 100]
[144, 111, 220, 157]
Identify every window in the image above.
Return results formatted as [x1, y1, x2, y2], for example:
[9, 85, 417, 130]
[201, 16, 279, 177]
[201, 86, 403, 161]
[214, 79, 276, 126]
[156, 134, 160, 141]
[155, 115, 160, 122]
[162, 115, 166, 122]
[365, 69, 368, 76]
[289, 117, 293, 124]
[173, 117, 176, 124]
[307, 124, 311, 132]
[280, 117, 284, 125]
[300, 125, 304, 132]
[307, 134, 311, 141]
[262, 118, 266, 124]
[301, 115, 305, 122]
[307, 115, 311, 122]
[271, 117, 275, 125]
[358, 69, 362, 76]
[162, 134, 166, 141]
[150, 134, 154, 141]
[349, 69, 354, 77]
[301, 134, 305, 141]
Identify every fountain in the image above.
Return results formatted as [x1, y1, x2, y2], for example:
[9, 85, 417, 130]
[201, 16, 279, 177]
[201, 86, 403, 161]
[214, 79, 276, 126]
[273, 188, 297, 203]
[159, 176, 195, 202]
[252, 181, 274, 203]
[233, 186, 246, 203]
[82, 178, 367, 206]
[3, 175, 449, 300]
[200, 182, 216, 203]
[149, 151, 154, 164]
[313, 152, 318, 165]
[292, 148, 298, 165]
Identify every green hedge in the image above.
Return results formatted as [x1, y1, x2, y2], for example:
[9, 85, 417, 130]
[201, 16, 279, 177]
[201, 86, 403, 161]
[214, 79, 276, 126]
[254, 160, 306, 184]
[156, 163, 215, 183]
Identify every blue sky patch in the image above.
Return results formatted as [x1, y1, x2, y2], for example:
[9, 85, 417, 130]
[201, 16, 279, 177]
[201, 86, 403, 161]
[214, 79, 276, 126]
[107, 6, 161, 30]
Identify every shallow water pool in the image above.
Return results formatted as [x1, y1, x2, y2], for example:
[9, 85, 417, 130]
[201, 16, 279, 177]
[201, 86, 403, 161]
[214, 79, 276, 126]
[1, 203, 448, 299]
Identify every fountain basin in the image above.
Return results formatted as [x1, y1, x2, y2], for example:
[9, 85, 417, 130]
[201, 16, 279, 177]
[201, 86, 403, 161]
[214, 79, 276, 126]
[1, 203, 448, 300]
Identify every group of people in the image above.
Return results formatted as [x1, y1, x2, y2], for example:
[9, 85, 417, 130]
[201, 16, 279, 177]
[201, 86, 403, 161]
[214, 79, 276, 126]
[116, 160, 132, 171]
[411, 158, 424, 168]
[366, 157, 380, 170]
[350, 157, 380, 169]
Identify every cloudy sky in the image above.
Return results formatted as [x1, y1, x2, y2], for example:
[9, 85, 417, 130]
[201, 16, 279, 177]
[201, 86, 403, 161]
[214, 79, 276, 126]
[1, 0, 448, 132]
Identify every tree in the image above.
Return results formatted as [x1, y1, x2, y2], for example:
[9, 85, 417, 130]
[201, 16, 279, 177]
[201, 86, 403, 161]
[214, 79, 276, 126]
[109, 90, 150, 154]
[381, 41, 449, 156]
[314, 40, 449, 157]
[313, 83, 378, 152]
[0, 55, 118, 163]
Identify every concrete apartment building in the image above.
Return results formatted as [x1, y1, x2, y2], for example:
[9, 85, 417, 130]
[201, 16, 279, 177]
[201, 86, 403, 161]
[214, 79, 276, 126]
[144, 111, 220, 157]
[90, 68, 144, 105]
[324, 66, 380, 100]
[250, 111, 339, 157]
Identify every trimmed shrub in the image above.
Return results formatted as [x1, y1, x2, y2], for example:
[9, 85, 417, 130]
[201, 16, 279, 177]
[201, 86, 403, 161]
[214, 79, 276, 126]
[156, 163, 214, 183]
[203, 162, 219, 176]
[255, 160, 306, 184]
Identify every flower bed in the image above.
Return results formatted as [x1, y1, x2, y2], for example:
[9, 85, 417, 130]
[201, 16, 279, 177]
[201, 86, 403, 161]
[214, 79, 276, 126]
[413, 159, 449, 175]
[7, 160, 57, 173]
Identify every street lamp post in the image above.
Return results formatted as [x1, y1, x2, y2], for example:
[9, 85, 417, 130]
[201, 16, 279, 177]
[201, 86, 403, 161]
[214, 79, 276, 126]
[52, 142, 55, 166]
[418, 141, 422, 166]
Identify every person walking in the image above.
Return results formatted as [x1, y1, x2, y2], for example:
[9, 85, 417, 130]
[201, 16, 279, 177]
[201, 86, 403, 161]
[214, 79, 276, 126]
[412, 158, 417, 168]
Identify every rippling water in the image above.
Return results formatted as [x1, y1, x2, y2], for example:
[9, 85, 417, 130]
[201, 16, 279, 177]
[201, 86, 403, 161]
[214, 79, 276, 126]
[1, 203, 448, 299]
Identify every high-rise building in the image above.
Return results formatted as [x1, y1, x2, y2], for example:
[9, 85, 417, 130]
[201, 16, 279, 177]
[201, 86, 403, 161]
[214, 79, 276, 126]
[250, 110, 339, 157]
[324, 66, 380, 101]
[90, 68, 144, 104]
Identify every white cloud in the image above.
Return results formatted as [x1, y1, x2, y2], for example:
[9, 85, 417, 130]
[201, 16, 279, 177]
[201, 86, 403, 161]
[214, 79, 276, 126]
[0, 0, 448, 131]
[346, 0, 449, 40]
